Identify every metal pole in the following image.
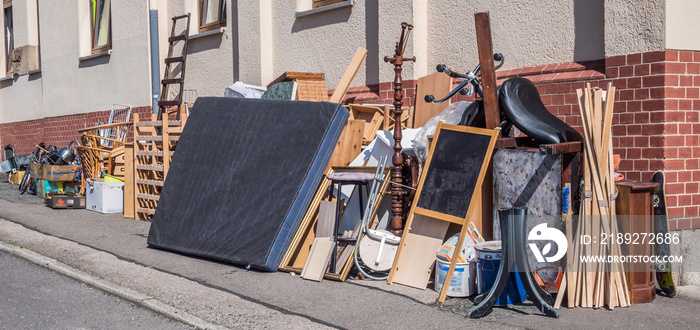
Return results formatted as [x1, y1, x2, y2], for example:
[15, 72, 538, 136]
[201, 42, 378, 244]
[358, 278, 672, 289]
[149, 9, 161, 114]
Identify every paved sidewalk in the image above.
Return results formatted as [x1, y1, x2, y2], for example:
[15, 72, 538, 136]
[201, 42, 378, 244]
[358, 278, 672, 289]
[1, 181, 700, 329]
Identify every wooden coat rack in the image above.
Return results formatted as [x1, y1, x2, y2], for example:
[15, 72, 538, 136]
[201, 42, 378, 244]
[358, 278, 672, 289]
[384, 22, 415, 236]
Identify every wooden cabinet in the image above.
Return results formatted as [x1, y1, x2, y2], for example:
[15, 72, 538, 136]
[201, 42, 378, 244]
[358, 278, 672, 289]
[615, 180, 658, 304]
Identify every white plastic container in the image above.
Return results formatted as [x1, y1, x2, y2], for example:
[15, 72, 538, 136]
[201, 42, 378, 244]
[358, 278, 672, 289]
[434, 257, 476, 297]
[86, 178, 124, 214]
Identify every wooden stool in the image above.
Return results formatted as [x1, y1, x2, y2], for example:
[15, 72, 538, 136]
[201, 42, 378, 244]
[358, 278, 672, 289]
[326, 171, 374, 273]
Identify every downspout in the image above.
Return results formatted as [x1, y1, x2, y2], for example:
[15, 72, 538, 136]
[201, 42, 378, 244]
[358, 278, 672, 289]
[149, 0, 161, 114]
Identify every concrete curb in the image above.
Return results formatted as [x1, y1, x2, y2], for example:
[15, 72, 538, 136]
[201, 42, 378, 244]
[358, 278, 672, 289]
[0, 241, 226, 330]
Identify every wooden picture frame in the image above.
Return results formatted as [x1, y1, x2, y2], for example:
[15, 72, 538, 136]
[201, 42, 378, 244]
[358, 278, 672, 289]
[387, 122, 500, 303]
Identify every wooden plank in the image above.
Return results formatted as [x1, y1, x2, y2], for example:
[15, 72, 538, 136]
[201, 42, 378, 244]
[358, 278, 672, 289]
[474, 11, 500, 130]
[539, 142, 583, 155]
[137, 193, 160, 201]
[413, 72, 453, 128]
[316, 200, 337, 238]
[329, 47, 368, 104]
[136, 207, 156, 215]
[301, 237, 334, 282]
[391, 214, 450, 288]
[136, 151, 166, 157]
[162, 115, 170, 180]
[123, 144, 135, 219]
[134, 121, 182, 127]
[136, 164, 164, 171]
[136, 179, 164, 187]
[327, 119, 364, 167]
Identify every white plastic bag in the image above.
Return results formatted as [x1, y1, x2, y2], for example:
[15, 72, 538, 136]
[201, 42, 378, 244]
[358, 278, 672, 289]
[412, 101, 471, 164]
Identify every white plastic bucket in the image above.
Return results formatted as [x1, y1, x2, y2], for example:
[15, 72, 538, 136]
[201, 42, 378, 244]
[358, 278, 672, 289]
[434, 257, 476, 297]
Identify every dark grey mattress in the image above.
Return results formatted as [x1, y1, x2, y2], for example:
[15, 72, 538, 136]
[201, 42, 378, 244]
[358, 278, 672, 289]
[147, 97, 348, 271]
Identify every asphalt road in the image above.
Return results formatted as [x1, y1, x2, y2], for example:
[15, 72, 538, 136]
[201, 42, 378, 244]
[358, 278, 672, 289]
[0, 251, 189, 329]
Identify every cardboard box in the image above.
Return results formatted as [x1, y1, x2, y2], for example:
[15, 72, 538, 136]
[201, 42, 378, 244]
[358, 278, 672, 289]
[36, 180, 64, 199]
[8, 171, 25, 185]
[29, 163, 80, 181]
[86, 178, 124, 214]
[39, 164, 80, 181]
[29, 162, 41, 177]
[46, 193, 86, 209]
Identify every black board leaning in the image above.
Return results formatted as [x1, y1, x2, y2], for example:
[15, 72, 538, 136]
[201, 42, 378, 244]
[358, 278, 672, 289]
[416, 129, 492, 218]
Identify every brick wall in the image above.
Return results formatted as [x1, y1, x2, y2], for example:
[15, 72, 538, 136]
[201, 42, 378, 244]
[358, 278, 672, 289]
[335, 50, 699, 230]
[0, 106, 152, 156]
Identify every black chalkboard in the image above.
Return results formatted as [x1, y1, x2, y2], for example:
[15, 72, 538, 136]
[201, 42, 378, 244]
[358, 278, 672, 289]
[415, 128, 493, 218]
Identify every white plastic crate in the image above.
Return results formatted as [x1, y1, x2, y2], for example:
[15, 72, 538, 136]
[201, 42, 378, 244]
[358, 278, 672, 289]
[86, 178, 124, 214]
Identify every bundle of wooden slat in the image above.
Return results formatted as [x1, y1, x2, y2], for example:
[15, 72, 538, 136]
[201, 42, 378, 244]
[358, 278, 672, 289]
[557, 83, 631, 309]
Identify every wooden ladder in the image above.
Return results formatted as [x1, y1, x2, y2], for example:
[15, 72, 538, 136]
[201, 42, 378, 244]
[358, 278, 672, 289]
[158, 14, 191, 120]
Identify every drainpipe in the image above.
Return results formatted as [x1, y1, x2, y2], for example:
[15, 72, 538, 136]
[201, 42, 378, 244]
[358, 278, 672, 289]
[149, 1, 161, 114]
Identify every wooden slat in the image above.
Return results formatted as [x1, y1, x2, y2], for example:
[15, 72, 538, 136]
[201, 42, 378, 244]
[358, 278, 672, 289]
[136, 150, 165, 156]
[136, 164, 164, 171]
[162, 78, 184, 85]
[158, 100, 181, 107]
[137, 193, 160, 201]
[474, 11, 500, 130]
[123, 144, 135, 219]
[169, 35, 187, 42]
[329, 47, 368, 103]
[134, 120, 182, 127]
[301, 237, 335, 282]
[135, 136, 162, 142]
[316, 201, 336, 238]
[136, 179, 164, 187]
[136, 207, 156, 215]
[164, 56, 184, 63]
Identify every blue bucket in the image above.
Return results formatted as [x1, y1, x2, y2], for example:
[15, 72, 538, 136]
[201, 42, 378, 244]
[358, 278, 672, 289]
[475, 241, 527, 306]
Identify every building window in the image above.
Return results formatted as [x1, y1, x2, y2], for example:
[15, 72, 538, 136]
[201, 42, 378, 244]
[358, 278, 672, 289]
[312, 0, 346, 9]
[3, 0, 12, 75]
[199, 0, 226, 33]
[90, 0, 111, 54]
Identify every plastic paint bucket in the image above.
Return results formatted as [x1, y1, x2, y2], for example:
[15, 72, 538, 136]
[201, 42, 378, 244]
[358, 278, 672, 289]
[475, 241, 527, 306]
[434, 257, 476, 297]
